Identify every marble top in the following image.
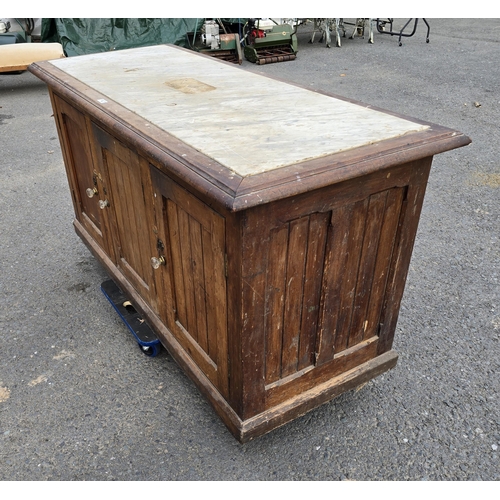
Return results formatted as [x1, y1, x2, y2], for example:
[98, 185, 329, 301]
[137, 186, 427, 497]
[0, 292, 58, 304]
[49, 45, 429, 177]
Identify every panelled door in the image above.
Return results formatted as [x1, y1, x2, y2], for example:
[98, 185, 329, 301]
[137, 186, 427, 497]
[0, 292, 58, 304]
[52, 94, 107, 251]
[90, 123, 160, 313]
[150, 167, 228, 398]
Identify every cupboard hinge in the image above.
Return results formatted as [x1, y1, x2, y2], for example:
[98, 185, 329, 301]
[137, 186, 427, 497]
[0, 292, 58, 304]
[224, 253, 228, 278]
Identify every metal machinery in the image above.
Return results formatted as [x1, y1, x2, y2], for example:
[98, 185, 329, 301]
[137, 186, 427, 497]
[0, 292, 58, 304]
[0, 18, 36, 44]
[186, 19, 242, 64]
[375, 18, 430, 46]
[243, 18, 298, 65]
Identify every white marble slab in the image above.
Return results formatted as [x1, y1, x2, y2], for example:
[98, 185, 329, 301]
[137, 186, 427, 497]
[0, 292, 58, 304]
[50, 45, 429, 177]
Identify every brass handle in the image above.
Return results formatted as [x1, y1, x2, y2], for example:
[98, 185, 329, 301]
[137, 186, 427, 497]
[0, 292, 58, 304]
[150, 256, 166, 269]
[98, 199, 109, 209]
[86, 187, 98, 198]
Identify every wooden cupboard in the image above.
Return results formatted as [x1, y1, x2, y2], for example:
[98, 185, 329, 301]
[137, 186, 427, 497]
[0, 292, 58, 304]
[29, 45, 470, 442]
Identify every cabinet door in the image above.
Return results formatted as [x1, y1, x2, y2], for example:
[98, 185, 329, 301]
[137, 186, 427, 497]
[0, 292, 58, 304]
[91, 124, 160, 313]
[150, 168, 228, 398]
[52, 94, 107, 250]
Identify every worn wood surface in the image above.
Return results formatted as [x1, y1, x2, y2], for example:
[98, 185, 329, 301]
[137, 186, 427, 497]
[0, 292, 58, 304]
[239, 350, 399, 443]
[30, 53, 470, 213]
[29, 49, 471, 442]
[51, 93, 107, 250]
[44, 45, 430, 177]
[150, 168, 229, 398]
[91, 124, 160, 312]
[237, 158, 431, 411]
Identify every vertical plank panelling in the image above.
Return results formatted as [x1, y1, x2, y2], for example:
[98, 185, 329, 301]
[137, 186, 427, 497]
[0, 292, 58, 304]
[298, 211, 330, 370]
[178, 207, 197, 338]
[153, 170, 228, 397]
[262, 187, 410, 405]
[332, 198, 369, 353]
[377, 193, 410, 354]
[202, 225, 218, 363]
[118, 149, 135, 264]
[209, 214, 228, 396]
[281, 217, 310, 378]
[264, 211, 331, 380]
[166, 199, 187, 328]
[153, 194, 177, 327]
[364, 187, 405, 341]
[103, 149, 127, 256]
[165, 185, 228, 356]
[264, 225, 289, 384]
[377, 161, 432, 355]
[53, 96, 105, 250]
[120, 149, 143, 278]
[98, 148, 125, 265]
[348, 191, 389, 347]
[104, 148, 151, 291]
[189, 215, 208, 352]
[127, 151, 150, 283]
[63, 113, 102, 232]
[316, 205, 354, 365]
[266, 187, 409, 382]
[138, 154, 159, 312]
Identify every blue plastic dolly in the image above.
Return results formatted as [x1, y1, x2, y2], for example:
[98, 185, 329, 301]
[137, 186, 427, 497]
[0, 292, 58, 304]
[101, 279, 162, 357]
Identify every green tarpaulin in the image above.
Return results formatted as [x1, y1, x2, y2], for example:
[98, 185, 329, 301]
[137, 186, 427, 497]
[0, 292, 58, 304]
[41, 18, 244, 57]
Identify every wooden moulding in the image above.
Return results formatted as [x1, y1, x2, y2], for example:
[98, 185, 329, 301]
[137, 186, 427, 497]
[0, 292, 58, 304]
[28, 57, 471, 213]
[239, 350, 398, 443]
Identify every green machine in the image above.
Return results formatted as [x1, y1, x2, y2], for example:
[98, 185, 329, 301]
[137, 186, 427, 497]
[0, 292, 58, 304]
[243, 19, 298, 65]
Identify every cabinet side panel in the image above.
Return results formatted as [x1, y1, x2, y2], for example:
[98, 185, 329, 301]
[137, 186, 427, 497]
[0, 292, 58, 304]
[261, 182, 412, 408]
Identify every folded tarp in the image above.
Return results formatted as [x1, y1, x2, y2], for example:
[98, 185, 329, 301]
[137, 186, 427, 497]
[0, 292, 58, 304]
[41, 18, 243, 57]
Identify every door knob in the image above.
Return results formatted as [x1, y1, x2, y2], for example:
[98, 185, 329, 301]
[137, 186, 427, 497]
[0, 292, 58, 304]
[150, 256, 166, 269]
[86, 187, 98, 198]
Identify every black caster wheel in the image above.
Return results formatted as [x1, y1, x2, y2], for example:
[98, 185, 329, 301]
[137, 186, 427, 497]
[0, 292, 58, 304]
[139, 342, 161, 357]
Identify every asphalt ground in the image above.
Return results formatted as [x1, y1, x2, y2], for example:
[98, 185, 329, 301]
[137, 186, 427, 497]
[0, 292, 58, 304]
[0, 19, 499, 483]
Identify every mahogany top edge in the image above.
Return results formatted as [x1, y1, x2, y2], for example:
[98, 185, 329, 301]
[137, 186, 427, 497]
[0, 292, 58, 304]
[29, 46, 471, 212]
